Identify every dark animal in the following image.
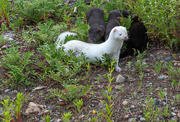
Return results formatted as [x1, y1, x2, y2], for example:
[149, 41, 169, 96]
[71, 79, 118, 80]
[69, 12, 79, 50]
[120, 16, 149, 59]
[105, 10, 131, 40]
[86, 8, 106, 43]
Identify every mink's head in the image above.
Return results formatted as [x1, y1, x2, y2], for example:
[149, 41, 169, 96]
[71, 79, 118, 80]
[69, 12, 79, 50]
[88, 24, 105, 43]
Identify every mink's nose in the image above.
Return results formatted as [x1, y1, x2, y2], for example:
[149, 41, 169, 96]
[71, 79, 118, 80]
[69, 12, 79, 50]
[124, 36, 127, 40]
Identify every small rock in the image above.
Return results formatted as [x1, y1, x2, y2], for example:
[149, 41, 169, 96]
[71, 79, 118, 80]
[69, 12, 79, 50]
[177, 111, 180, 118]
[25, 102, 40, 114]
[140, 117, 146, 121]
[125, 114, 129, 118]
[122, 100, 128, 106]
[171, 117, 176, 120]
[58, 97, 63, 102]
[128, 118, 135, 122]
[172, 112, 176, 116]
[130, 105, 135, 108]
[153, 98, 159, 105]
[171, 107, 175, 110]
[0, 108, 2, 116]
[174, 63, 178, 65]
[116, 74, 125, 83]
[4, 89, 10, 92]
[157, 75, 168, 80]
[114, 85, 121, 90]
[32, 86, 45, 92]
[44, 109, 50, 114]
[165, 57, 173, 61]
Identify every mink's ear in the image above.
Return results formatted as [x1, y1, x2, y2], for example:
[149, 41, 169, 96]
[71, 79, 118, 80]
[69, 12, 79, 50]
[113, 28, 117, 33]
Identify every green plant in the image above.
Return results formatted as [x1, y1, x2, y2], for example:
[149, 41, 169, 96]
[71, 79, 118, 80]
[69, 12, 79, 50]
[49, 84, 91, 103]
[139, 72, 144, 80]
[73, 99, 83, 115]
[1, 97, 13, 122]
[129, 0, 179, 50]
[0, 0, 10, 28]
[14, 0, 61, 23]
[158, 88, 166, 101]
[127, 61, 132, 72]
[62, 112, 72, 122]
[165, 62, 180, 80]
[98, 60, 117, 122]
[134, 50, 147, 73]
[38, 43, 88, 83]
[152, 62, 163, 75]
[138, 81, 143, 90]
[1, 46, 34, 86]
[15, 93, 24, 121]
[44, 115, 51, 122]
[143, 97, 160, 121]
[33, 21, 62, 45]
[175, 94, 180, 103]
[0, 34, 8, 46]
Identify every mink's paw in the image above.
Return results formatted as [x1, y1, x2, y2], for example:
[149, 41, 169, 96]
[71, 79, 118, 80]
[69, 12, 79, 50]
[115, 67, 121, 72]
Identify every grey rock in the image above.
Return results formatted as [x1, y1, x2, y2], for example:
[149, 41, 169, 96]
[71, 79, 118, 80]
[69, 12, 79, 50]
[165, 57, 173, 61]
[171, 112, 176, 116]
[116, 74, 125, 83]
[140, 117, 146, 121]
[114, 85, 121, 90]
[153, 98, 159, 105]
[157, 75, 168, 80]
[4, 89, 10, 92]
[0, 107, 2, 116]
[171, 107, 175, 110]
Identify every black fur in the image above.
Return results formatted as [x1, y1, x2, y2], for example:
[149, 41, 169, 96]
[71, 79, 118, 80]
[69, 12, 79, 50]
[86, 8, 106, 43]
[120, 16, 149, 59]
[105, 10, 131, 40]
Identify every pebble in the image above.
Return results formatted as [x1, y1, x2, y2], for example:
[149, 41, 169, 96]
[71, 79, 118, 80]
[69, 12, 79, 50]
[177, 111, 180, 117]
[116, 74, 125, 83]
[130, 105, 135, 108]
[165, 57, 173, 61]
[157, 75, 168, 80]
[171, 107, 175, 110]
[125, 114, 130, 118]
[0, 108, 2, 116]
[153, 98, 159, 105]
[114, 85, 121, 90]
[140, 117, 146, 121]
[122, 100, 128, 106]
[174, 63, 178, 65]
[171, 112, 176, 116]
[128, 118, 134, 122]
[4, 89, 10, 92]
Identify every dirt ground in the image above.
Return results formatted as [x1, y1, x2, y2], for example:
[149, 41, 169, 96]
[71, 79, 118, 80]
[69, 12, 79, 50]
[0, 40, 180, 121]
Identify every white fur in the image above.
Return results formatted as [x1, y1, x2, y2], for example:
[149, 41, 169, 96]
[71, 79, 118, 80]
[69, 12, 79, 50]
[56, 26, 128, 72]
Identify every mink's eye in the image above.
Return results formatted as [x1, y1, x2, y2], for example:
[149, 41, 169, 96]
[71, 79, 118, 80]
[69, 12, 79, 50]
[119, 34, 122, 36]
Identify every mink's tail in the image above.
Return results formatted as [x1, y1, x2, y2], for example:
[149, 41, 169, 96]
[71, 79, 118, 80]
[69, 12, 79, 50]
[55, 31, 77, 50]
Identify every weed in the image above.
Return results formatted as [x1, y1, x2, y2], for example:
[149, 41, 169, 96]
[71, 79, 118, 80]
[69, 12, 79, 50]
[73, 99, 83, 115]
[134, 50, 147, 73]
[49, 84, 91, 103]
[165, 62, 180, 80]
[15, 93, 24, 121]
[44, 115, 51, 122]
[152, 62, 163, 76]
[1, 97, 13, 122]
[158, 88, 166, 101]
[129, 0, 179, 50]
[0, 0, 10, 28]
[62, 112, 72, 122]
[0, 34, 8, 46]
[33, 21, 62, 45]
[1, 46, 34, 85]
[14, 0, 61, 23]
